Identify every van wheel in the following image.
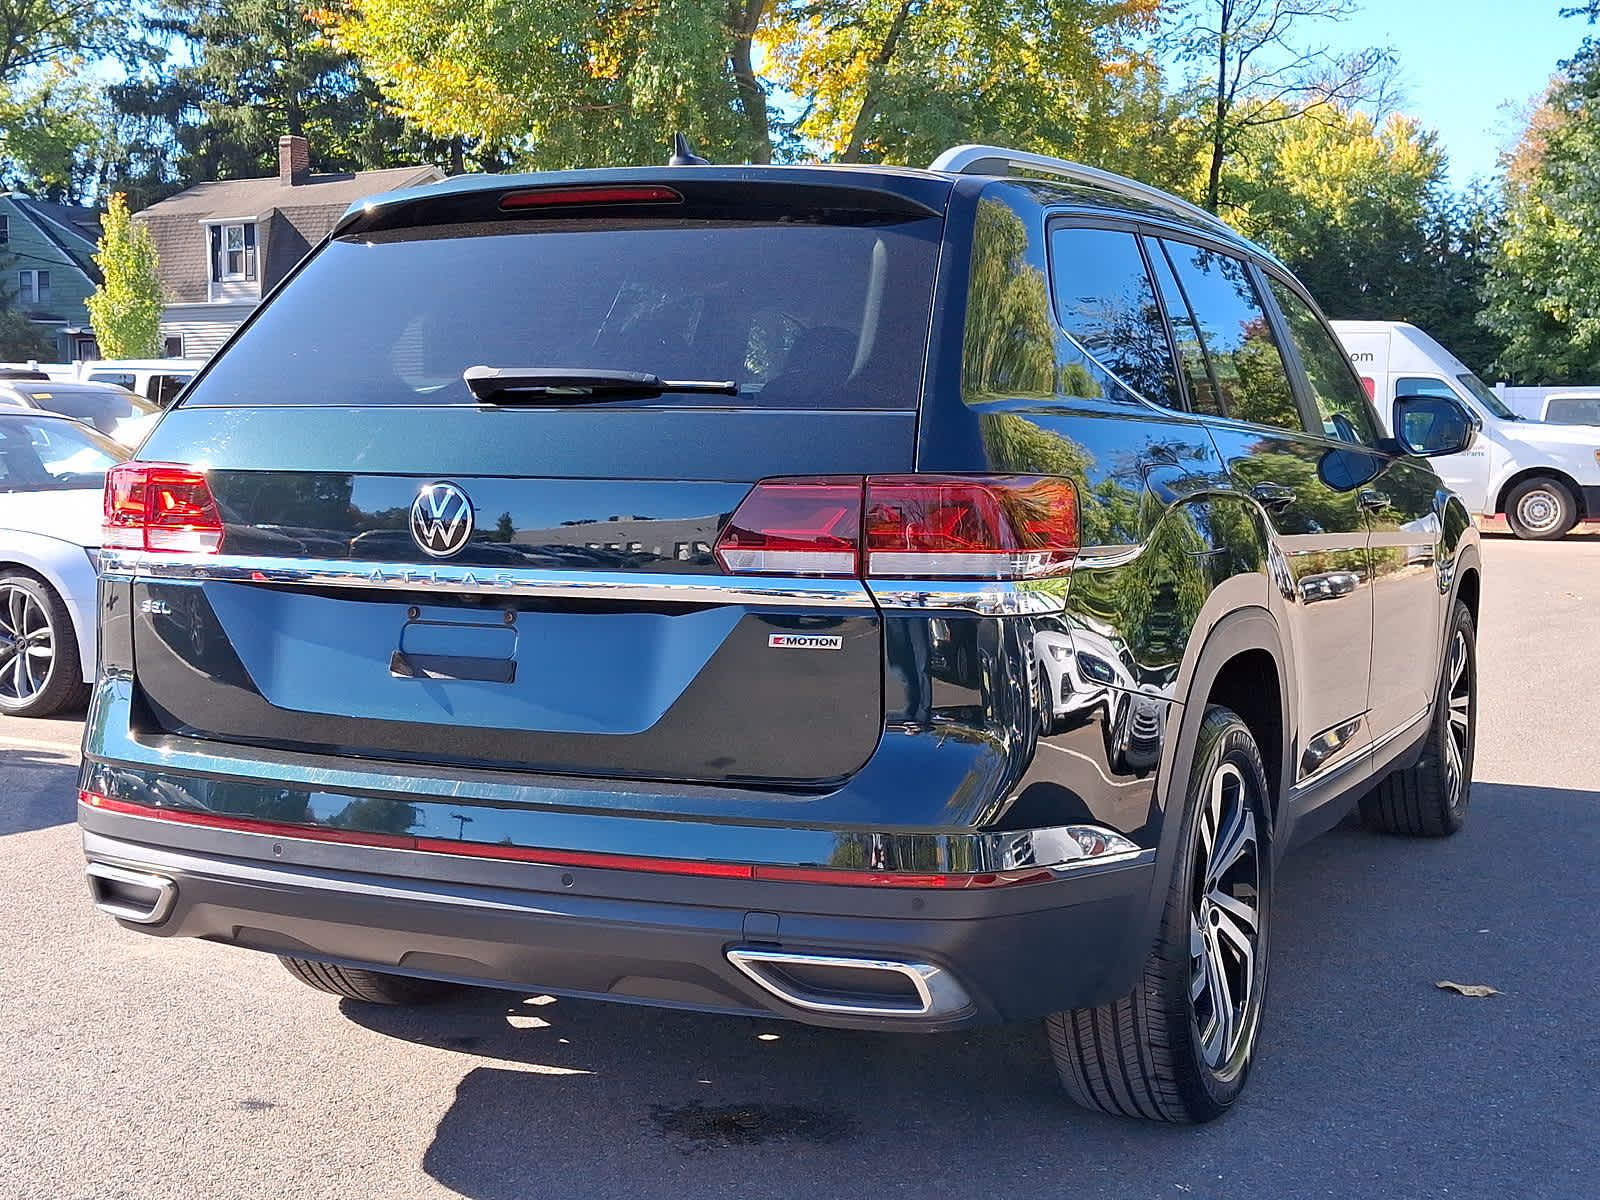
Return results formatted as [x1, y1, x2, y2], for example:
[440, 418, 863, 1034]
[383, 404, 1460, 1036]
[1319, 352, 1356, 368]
[278, 956, 463, 1005]
[1359, 602, 1475, 837]
[0, 571, 89, 718]
[1504, 476, 1577, 540]
[1045, 706, 1271, 1122]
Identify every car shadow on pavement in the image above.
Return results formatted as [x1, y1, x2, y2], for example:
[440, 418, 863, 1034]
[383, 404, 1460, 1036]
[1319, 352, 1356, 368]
[343, 780, 1599, 1200]
[0, 748, 79, 835]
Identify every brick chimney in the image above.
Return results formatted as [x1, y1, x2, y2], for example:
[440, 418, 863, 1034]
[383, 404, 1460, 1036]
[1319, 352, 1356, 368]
[278, 135, 311, 186]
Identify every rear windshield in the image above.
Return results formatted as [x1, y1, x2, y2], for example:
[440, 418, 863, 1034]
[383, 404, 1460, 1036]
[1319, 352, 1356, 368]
[184, 218, 943, 410]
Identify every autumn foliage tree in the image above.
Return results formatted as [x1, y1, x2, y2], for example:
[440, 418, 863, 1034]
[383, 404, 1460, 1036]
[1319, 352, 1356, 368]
[87, 193, 164, 359]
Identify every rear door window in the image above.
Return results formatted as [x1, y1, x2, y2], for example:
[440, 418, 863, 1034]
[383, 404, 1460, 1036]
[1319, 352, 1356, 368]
[1156, 240, 1301, 432]
[1048, 226, 1181, 409]
[183, 218, 942, 410]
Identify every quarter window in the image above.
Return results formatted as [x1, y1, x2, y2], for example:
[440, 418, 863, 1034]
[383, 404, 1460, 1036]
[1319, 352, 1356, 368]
[1048, 226, 1181, 409]
[1157, 240, 1300, 432]
[1268, 279, 1380, 445]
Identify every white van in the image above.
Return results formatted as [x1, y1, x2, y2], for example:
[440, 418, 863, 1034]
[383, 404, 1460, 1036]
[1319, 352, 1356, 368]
[1332, 320, 1600, 540]
[76, 358, 204, 408]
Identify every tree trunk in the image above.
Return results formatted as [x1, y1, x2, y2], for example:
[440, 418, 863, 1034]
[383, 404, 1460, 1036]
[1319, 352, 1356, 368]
[729, 0, 772, 163]
[843, 0, 915, 163]
[1205, 0, 1231, 213]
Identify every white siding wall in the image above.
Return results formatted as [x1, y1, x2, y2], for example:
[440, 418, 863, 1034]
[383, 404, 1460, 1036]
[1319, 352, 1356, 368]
[158, 304, 256, 358]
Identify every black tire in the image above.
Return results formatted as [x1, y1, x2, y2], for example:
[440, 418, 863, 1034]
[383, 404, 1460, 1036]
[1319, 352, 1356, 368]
[1504, 476, 1577, 540]
[0, 570, 89, 718]
[1046, 705, 1272, 1123]
[278, 956, 463, 1005]
[1359, 601, 1476, 837]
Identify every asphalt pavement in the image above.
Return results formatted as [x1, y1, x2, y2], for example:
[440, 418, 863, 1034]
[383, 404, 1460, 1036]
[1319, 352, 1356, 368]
[1, 536, 1596, 1200]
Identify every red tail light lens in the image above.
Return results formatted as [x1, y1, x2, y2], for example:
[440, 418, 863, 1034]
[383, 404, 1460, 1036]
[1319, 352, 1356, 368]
[103, 462, 224, 554]
[864, 476, 1078, 579]
[715, 474, 1078, 580]
[713, 478, 863, 576]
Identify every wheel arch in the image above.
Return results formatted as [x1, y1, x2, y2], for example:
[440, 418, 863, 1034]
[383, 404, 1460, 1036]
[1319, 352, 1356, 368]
[1106, 607, 1291, 996]
[0, 533, 98, 684]
[1494, 467, 1585, 519]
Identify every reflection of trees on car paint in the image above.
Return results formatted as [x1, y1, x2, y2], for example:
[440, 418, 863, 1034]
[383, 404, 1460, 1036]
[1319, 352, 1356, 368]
[962, 200, 1055, 400]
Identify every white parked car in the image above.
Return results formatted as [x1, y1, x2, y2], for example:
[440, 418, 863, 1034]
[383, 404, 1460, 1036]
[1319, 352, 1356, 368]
[77, 358, 204, 408]
[1333, 320, 1600, 539]
[0, 378, 161, 448]
[0, 410, 127, 716]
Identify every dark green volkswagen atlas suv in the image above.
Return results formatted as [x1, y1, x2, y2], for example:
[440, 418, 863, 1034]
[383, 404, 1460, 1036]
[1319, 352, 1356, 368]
[77, 145, 1482, 1122]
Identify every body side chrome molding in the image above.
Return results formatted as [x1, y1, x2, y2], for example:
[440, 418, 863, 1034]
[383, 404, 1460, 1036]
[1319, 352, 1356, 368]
[101, 551, 1069, 615]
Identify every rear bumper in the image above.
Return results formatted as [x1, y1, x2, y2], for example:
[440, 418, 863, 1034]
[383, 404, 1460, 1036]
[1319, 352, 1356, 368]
[80, 808, 1157, 1031]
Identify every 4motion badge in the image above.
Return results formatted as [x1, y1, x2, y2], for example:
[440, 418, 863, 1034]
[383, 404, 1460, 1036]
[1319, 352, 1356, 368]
[768, 633, 843, 651]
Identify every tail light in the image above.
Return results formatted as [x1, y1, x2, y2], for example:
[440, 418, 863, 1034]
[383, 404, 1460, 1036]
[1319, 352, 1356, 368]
[713, 478, 863, 576]
[714, 475, 1077, 580]
[103, 462, 224, 554]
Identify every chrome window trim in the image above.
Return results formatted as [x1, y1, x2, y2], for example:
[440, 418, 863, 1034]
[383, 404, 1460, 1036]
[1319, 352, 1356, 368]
[101, 551, 1075, 615]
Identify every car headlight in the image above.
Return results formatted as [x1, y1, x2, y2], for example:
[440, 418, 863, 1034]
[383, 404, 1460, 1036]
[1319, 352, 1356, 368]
[1046, 642, 1069, 661]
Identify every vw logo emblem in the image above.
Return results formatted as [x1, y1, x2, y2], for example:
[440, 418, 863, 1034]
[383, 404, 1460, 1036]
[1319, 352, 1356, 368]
[410, 481, 475, 558]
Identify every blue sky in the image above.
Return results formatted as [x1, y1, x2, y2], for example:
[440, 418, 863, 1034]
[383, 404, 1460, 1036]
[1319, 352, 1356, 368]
[1328, 1, 1588, 186]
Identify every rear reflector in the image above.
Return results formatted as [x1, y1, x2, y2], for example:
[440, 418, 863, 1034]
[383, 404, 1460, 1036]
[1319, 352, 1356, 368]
[499, 184, 684, 210]
[103, 462, 224, 554]
[714, 474, 1077, 580]
[79, 791, 1055, 888]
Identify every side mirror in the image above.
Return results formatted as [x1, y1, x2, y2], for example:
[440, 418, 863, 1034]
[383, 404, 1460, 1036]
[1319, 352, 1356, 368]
[1393, 394, 1479, 457]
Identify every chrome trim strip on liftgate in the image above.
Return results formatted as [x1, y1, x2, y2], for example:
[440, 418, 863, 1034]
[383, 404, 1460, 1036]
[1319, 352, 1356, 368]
[98, 551, 1069, 615]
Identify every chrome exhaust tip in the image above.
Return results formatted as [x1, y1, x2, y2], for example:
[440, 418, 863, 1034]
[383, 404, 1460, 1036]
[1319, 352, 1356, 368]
[726, 947, 972, 1018]
[85, 863, 177, 925]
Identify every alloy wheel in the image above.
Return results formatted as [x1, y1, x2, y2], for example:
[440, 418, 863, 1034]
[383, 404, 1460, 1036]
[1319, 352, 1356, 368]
[1442, 629, 1473, 809]
[0, 583, 55, 704]
[1514, 488, 1563, 535]
[1189, 761, 1262, 1071]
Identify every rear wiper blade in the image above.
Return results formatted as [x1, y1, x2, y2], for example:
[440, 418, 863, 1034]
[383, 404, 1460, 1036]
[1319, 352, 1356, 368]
[463, 365, 738, 404]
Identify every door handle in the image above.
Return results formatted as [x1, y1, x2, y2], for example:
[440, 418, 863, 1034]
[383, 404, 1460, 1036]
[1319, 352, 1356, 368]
[1358, 488, 1391, 513]
[1250, 482, 1297, 512]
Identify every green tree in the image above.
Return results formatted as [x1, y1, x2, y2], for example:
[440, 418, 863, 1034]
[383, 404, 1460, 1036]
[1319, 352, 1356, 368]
[1480, 5, 1600, 382]
[321, 0, 772, 167]
[1167, 0, 1392, 213]
[86, 193, 164, 359]
[1, 0, 148, 88]
[112, 0, 454, 186]
[761, 0, 1166, 170]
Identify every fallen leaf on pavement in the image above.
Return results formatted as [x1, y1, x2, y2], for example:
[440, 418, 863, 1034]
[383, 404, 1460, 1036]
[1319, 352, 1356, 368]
[1436, 980, 1499, 997]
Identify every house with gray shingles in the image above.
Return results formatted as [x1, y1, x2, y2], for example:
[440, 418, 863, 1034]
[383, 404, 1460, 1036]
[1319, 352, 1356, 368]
[0, 194, 102, 360]
[134, 136, 443, 358]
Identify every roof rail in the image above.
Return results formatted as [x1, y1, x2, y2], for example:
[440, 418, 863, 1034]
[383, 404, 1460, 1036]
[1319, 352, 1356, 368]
[928, 144, 1235, 237]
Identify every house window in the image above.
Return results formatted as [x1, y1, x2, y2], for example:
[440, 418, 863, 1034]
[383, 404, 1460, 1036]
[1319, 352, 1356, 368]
[0, 215, 8, 245]
[18, 270, 48, 306]
[164, 335, 185, 358]
[209, 222, 257, 283]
